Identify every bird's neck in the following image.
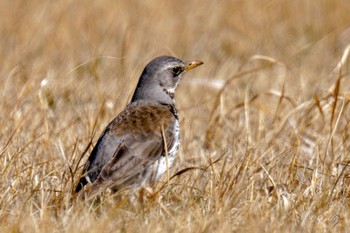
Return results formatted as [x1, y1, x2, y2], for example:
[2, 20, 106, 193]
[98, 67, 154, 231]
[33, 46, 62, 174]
[131, 85, 176, 105]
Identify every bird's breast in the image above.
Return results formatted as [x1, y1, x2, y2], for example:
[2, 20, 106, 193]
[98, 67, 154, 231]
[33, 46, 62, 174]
[154, 119, 180, 180]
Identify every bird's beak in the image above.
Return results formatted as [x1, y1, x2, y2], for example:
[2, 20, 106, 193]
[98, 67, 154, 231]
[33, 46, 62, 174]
[184, 60, 204, 71]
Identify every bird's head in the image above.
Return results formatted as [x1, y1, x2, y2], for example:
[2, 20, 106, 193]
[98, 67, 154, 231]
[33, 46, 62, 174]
[131, 56, 203, 104]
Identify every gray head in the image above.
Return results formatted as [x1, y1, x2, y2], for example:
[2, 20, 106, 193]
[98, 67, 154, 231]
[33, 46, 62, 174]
[131, 56, 203, 104]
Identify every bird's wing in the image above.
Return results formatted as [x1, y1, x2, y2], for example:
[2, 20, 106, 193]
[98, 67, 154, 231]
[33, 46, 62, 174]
[76, 102, 176, 193]
[95, 129, 167, 187]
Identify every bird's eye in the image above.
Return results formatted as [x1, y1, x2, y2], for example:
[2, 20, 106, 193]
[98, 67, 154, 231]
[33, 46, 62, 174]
[172, 66, 183, 76]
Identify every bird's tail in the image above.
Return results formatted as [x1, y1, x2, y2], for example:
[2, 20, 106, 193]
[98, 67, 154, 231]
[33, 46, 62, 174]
[75, 176, 88, 193]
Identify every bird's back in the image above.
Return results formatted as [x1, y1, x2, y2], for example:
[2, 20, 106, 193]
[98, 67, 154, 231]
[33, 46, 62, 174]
[75, 100, 179, 194]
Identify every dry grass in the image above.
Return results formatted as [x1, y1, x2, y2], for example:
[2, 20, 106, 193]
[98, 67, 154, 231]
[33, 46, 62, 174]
[1, 0, 350, 232]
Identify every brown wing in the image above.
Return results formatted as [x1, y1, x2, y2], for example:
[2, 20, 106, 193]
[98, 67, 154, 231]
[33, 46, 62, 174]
[90, 130, 165, 192]
[76, 101, 177, 196]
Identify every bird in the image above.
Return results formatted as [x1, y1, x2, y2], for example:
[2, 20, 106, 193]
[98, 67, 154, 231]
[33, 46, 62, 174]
[75, 55, 203, 198]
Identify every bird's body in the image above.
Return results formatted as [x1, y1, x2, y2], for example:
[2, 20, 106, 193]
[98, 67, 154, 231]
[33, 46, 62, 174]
[75, 56, 203, 198]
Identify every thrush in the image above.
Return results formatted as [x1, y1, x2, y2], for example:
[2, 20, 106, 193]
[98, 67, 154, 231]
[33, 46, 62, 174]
[75, 55, 203, 198]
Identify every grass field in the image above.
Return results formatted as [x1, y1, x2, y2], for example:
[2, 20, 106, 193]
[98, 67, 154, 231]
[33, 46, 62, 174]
[1, 0, 350, 232]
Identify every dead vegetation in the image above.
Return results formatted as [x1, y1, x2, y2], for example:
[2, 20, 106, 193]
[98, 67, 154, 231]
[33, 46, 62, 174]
[1, 0, 350, 232]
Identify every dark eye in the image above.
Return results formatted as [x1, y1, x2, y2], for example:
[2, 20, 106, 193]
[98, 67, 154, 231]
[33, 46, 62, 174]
[172, 66, 183, 76]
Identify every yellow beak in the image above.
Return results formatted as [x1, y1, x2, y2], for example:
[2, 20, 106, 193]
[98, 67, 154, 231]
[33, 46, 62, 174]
[184, 60, 204, 71]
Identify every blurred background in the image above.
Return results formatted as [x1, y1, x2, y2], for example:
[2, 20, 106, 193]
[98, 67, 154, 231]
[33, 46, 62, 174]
[1, 0, 350, 232]
[2, 0, 350, 148]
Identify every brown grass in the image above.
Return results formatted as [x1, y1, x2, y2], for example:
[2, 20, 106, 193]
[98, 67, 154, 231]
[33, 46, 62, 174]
[1, 0, 350, 232]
